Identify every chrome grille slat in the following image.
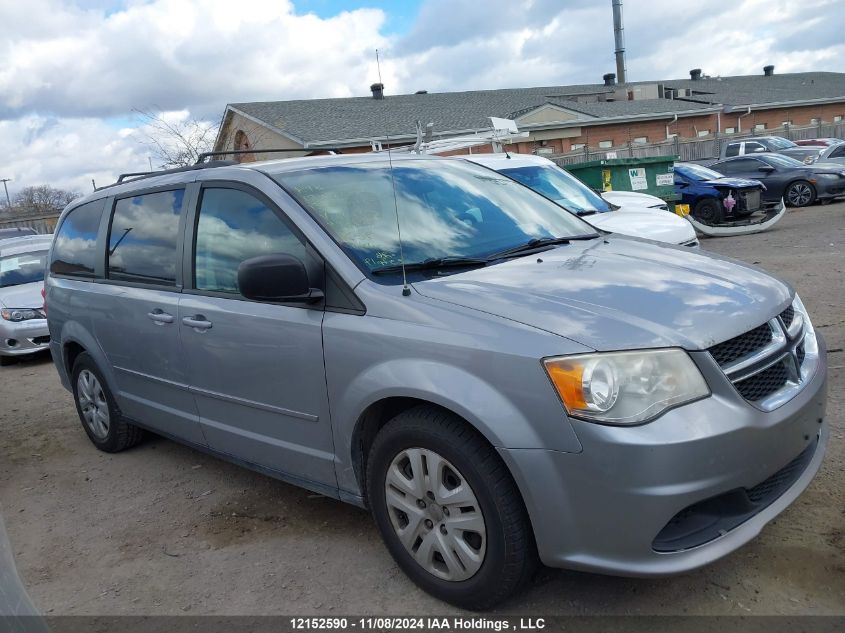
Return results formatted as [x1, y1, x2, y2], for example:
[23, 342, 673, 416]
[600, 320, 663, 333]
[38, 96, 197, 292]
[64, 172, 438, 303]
[708, 305, 807, 406]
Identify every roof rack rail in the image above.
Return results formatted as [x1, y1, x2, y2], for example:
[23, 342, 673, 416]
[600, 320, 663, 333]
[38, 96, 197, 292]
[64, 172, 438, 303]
[99, 160, 238, 191]
[195, 148, 342, 164]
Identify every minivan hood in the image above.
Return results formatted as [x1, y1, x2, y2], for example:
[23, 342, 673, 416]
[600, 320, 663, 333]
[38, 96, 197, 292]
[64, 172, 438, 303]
[0, 281, 44, 309]
[413, 237, 791, 351]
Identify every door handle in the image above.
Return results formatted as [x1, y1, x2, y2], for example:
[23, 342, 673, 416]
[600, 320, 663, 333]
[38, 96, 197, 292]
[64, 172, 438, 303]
[147, 309, 174, 325]
[182, 315, 213, 331]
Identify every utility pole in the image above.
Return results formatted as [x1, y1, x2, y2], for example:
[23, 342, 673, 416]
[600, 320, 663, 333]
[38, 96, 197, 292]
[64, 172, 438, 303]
[1, 178, 11, 209]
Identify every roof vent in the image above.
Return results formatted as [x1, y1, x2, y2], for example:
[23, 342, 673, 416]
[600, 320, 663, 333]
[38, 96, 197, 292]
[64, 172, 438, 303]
[415, 90, 428, 94]
[370, 83, 385, 100]
[764, 65, 775, 76]
[603, 73, 616, 86]
[690, 68, 702, 81]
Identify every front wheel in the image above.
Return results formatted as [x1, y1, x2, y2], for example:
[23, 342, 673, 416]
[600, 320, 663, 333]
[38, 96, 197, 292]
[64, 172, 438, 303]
[693, 198, 724, 224]
[785, 180, 816, 207]
[367, 406, 536, 609]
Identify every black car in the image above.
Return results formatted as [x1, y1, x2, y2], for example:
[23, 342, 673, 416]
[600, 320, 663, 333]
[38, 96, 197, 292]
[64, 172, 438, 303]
[710, 154, 845, 207]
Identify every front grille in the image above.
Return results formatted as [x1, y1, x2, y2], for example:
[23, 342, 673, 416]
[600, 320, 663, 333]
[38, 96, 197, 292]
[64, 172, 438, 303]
[780, 305, 795, 329]
[708, 322, 772, 366]
[733, 360, 790, 401]
[797, 343, 806, 365]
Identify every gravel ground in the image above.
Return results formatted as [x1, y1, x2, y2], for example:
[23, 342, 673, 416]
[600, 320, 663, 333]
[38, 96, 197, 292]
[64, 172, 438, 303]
[1, 202, 843, 616]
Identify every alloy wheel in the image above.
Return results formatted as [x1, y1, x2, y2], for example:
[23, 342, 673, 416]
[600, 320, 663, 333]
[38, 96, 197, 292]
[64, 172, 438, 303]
[77, 369, 110, 439]
[384, 447, 486, 581]
[788, 183, 812, 206]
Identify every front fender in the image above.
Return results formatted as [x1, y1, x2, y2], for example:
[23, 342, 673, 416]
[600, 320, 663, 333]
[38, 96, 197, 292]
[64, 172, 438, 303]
[330, 358, 583, 496]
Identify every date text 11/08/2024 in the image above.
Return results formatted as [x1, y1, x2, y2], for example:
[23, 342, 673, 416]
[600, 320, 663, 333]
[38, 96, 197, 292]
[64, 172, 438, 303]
[289, 617, 547, 631]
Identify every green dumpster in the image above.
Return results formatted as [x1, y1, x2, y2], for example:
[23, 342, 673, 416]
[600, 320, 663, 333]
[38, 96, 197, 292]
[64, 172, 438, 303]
[564, 155, 680, 207]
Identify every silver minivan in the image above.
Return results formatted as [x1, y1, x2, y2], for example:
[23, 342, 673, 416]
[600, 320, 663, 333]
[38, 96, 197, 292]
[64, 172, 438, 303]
[46, 154, 828, 608]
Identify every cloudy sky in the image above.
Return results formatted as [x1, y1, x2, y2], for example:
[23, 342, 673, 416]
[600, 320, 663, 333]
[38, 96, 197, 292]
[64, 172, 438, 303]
[1, 0, 843, 197]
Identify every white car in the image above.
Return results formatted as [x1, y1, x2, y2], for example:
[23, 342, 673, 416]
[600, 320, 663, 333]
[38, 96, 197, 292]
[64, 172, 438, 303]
[462, 153, 698, 247]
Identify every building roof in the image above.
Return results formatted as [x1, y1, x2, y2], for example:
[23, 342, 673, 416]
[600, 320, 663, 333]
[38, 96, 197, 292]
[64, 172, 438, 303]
[223, 71, 845, 149]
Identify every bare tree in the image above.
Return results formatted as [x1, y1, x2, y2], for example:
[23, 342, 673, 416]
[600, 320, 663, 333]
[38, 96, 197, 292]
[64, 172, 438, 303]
[13, 185, 81, 213]
[133, 108, 220, 168]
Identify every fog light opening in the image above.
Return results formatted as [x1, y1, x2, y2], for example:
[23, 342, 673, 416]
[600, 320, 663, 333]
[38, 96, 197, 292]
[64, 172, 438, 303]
[6, 339, 18, 347]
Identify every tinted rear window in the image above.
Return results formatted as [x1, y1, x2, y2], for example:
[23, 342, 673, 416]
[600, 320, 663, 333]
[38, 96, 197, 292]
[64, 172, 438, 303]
[107, 190, 184, 286]
[50, 200, 104, 276]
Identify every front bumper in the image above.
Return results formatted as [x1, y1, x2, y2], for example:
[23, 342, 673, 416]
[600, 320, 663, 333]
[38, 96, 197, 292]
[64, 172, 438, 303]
[814, 178, 845, 199]
[0, 318, 50, 357]
[500, 336, 828, 576]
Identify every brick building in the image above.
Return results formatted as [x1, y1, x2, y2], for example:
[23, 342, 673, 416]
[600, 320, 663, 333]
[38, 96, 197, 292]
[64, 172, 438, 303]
[213, 68, 845, 159]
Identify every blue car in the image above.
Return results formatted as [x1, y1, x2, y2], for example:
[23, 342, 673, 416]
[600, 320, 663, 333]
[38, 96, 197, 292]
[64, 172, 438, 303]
[674, 163, 767, 224]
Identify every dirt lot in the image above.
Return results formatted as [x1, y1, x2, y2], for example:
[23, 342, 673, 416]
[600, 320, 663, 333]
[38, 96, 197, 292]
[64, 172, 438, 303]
[1, 203, 844, 616]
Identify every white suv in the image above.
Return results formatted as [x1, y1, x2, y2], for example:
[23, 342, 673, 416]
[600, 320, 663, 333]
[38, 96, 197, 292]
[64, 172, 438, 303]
[463, 153, 698, 247]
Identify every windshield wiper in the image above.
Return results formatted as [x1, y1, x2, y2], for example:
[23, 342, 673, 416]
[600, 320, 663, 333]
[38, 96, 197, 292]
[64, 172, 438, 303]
[371, 256, 489, 275]
[487, 235, 598, 260]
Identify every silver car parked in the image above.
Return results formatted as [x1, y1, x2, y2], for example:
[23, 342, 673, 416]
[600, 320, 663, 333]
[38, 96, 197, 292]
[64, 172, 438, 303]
[1, 235, 52, 366]
[46, 154, 827, 608]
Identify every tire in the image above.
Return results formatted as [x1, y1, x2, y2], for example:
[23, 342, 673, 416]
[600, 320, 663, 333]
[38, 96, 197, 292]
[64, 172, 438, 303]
[692, 198, 724, 224]
[71, 352, 144, 452]
[785, 180, 816, 207]
[0, 355, 14, 367]
[366, 406, 537, 609]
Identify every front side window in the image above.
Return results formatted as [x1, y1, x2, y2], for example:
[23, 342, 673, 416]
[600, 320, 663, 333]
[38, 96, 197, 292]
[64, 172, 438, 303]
[725, 143, 740, 157]
[767, 137, 796, 150]
[273, 159, 595, 277]
[107, 190, 184, 286]
[1, 249, 48, 288]
[499, 165, 611, 214]
[744, 142, 765, 153]
[50, 200, 103, 276]
[194, 188, 306, 294]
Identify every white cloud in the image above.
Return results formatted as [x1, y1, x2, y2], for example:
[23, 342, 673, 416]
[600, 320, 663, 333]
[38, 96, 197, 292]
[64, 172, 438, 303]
[1, 0, 844, 193]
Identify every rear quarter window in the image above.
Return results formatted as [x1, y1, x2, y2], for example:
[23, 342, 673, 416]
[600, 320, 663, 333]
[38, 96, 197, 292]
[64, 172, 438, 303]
[50, 200, 105, 276]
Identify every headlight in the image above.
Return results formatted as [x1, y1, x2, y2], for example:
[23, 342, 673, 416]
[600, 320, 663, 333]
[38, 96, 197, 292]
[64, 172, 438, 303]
[0, 308, 45, 322]
[792, 294, 818, 357]
[543, 349, 710, 425]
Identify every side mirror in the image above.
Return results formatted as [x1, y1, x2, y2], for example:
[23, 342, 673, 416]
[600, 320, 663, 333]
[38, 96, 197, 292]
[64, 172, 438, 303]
[753, 147, 766, 153]
[238, 254, 324, 304]
[758, 165, 776, 173]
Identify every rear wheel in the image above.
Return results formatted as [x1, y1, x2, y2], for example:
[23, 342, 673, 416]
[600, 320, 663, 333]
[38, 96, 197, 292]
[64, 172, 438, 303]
[367, 406, 537, 609]
[693, 198, 724, 224]
[71, 352, 144, 452]
[785, 180, 816, 207]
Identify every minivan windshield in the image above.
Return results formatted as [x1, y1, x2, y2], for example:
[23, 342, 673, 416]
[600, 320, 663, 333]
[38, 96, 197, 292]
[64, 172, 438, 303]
[498, 165, 611, 214]
[274, 159, 598, 276]
[0, 250, 48, 287]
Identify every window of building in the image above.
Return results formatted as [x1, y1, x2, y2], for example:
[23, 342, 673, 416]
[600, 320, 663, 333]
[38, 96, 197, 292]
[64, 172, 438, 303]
[754, 123, 767, 131]
[598, 140, 613, 149]
[632, 136, 648, 144]
[834, 115, 843, 123]
[810, 118, 821, 125]
[194, 188, 306, 295]
[107, 190, 184, 286]
[697, 130, 710, 137]
[724, 127, 736, 134]
[50, 200, 104, 276]
[781, 120, 792, 127]
[570, 143, 586, 151]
